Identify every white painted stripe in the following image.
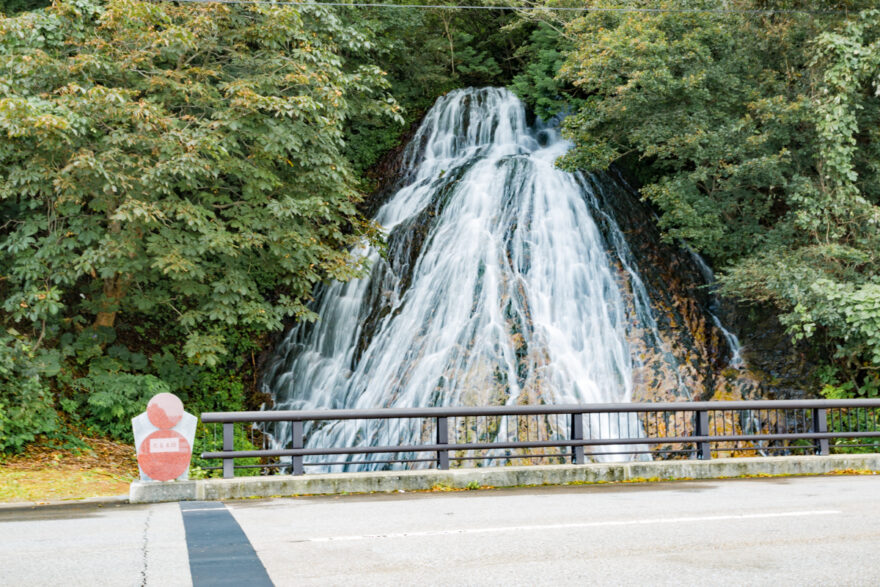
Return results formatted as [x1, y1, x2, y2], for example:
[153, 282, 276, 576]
[305, 510, 841, 542]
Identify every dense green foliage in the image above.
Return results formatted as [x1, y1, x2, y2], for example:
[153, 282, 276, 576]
[0, 0, 50, 16]
[0, 331, 58, 451]
[511, 22, 581, 121]
[554, 0, 880, 396]
[3, 0, 879, 453]
[338, 1, 526, 176]
[0, 0, 398, 450]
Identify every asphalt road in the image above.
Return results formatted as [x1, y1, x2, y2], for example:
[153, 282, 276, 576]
[2, 475, 880, 585]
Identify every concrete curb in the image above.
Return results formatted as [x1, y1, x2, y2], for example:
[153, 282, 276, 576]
[129, 454, 880, 503]
[0, 494, 130, 511]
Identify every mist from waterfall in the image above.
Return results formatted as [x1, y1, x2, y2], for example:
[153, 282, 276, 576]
[262, 88, 685, 469]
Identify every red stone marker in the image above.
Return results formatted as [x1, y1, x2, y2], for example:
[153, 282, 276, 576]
[138, 429, 192, 482]
[146, 392, 184, 430]
[136, 392, 194, 482]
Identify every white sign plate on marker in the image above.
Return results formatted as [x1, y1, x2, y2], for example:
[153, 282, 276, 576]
[150, 437, 181, 453]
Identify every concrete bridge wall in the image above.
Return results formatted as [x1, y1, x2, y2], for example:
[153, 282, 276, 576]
[130, 454, 880, 503]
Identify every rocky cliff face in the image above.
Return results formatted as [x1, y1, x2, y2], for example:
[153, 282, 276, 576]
[589, 168, 817, 404]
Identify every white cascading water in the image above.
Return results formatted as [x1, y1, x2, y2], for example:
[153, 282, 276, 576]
[689, 249, 744, 367]
[262, 88, 678, 469]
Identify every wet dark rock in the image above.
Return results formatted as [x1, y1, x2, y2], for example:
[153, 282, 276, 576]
[729, 305, 818, 400]
[361, 117, 425, 218]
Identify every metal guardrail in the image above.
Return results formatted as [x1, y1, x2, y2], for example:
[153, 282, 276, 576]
[200, 400, 880, 478]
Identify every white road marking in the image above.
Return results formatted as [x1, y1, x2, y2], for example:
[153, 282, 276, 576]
[304, 510, 841, 542]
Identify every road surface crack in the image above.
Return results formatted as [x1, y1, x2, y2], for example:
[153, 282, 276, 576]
[140, 508, 153, 586]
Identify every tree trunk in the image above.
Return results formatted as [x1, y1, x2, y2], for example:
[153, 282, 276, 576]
[93, 273, 130, 330]
[441, 13, 455, 76]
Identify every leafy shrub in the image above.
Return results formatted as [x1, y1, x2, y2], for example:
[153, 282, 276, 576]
[0, 333, 59, 453]
[819, 366, 880, 453]
[191, 424, 262, 478]
[65, 372, 169, 443]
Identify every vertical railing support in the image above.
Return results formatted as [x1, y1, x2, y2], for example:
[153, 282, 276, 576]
[570, 413, 585, 465]
[694, 410, 711, 460]
[291, 420, 305, 475]
[812, 409, 829, 456]
[436, 416, 449, 470]
[222, 422, 234, 478]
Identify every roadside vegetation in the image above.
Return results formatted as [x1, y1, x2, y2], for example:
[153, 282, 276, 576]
[1, 0, 878, 468]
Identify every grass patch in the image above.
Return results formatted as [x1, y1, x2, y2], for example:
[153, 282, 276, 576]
[0, 436, 137, 503]
[0, 468, 133, 503]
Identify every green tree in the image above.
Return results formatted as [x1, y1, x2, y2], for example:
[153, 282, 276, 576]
[510, 21, 580, 121]
[0, 0, 50, 16]
[0, 0, 399, 368]
[558, 0, 880, 387]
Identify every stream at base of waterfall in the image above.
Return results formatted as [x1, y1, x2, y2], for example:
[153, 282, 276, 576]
[261, 88, 762, 471]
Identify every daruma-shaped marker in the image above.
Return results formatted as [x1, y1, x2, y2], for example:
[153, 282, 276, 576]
[146, 392, 184, 430]
[133, 393, 196, 482]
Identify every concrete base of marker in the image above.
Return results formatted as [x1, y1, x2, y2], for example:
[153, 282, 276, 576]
[129, 454, 880, 504]
[130, 479, 199, 503]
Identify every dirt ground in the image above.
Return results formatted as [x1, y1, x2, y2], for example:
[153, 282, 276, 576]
[0, 437, 138, 503]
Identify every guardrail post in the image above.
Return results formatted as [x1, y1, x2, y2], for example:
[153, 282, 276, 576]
[223, 422, 234, 478]
[570, 413, 585, 465]
[436, 416, 449, 470]
[812, 409, 829, 456]
[291, 420, 304, 475]
[694, 410, 711, 460]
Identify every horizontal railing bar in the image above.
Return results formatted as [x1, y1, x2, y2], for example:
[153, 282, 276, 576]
[693, 431, 880, 442]
[203, 438, 657, 459]
[201, 399, 880, 423]
[711, 444, 812, 450]
[581, 449, 695, 456]
[452, 453, 566, 461]
[305, 458, 438, 466]
[208, 450, 697, 468]
[198, 445, 803, 471]
[202, 448, 696, 469]
[201, 430, 880, 460]
[204, 446, 875, 470]
[452, 448, 693, 459]
[203, 458, 441, 470]
[204, 447, 438, 459]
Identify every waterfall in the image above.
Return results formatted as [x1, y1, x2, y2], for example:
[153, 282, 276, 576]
[688, 249, 744, 367]
[262, 88, 694, 469]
